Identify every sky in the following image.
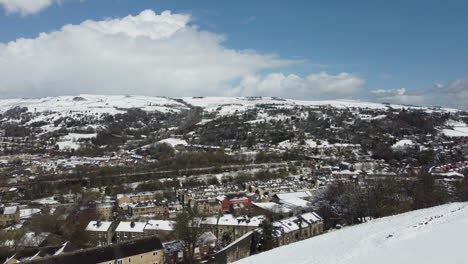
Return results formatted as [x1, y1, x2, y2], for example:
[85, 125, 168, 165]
[0, 0, 467, 109]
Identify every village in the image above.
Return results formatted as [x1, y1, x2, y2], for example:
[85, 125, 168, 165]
[0, 96, 466, 263]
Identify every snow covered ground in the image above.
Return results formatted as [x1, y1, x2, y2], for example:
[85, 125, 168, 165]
[182, 96, 457, 114]
[0, 95, 457, 118]
[235, 202, 468, 264]
[0, 94, 187, 115]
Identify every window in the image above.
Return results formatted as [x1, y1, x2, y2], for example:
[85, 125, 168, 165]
[128, 257, 131, 262]
[117, 260, 123, 264]
[153, 251, 158, 256]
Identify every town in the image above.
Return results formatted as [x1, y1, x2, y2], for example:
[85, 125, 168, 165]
[0, 95, 467, 263]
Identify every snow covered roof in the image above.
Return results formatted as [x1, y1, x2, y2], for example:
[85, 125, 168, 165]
[274, 191, 312, 201]
[272, 212, 321, 236]
[200, 214, 265, 227]
[145, 220, 175, 231]
[392, 139, 415, 149]
[85, 221, 113, 232]
[115, 221, 146, 233]
[252, 202, 292, 214]
[157, 138, 188, 147]
[116, 191, 162, 200]
[280, 198, 310, 209]
[1, 206, 17, 215]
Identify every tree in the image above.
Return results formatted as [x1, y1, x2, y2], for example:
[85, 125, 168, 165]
[259, 219, 274, 251]
[175, 212, 205, 264]
[412, 169, 449, 209]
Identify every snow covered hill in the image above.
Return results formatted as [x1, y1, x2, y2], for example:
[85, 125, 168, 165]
[235, 202, 468, 264]
[0, 95, 457, 117]
[182, 96, 457, 116]
[0, 95, 188, 115]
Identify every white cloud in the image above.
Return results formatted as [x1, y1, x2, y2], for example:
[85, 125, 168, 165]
[0, 10, 294, 98]
[233, 72, 366, 99]
[370, 79, 468, 109]
[431, 78, 468, 109]
[0, 0, 57, 16]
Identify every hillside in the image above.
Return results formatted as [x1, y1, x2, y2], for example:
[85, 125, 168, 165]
[235, 202, 468, 264]
[0, 95, 457, 116]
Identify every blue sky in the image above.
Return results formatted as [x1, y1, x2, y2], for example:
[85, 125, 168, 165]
[0, 0, 467, 108]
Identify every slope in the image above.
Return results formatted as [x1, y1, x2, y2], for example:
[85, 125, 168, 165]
[235, 202, 468, 264]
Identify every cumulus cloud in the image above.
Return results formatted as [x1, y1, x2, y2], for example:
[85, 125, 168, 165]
[431, 78, 468, 109]
[0, 9, 367, 100]
[232, 72, 366, 99]
[0, 10, 295, 98]
[0, 0, 57, 16]
[370, 78, 468, 109]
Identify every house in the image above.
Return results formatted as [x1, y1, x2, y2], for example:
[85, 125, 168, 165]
[143, 220, 175, 241]
[272, 212, 323, 247]
[0, 206, 20, 227]
[221, 197, 253, 213]
[194, 199, 222, 215]
[162, 240, 184, 264]
[114, 221, 147, 243]
[200, 215, 265, 241]
[116, 191, 164, 206]
[85, 221, 117, 246]
[213, 230, 256, 264]
[271, 191, 313, 212]
[26, 236, 164, 264]
[252, 202, 292, 219]
[124, 200, 169, 217]
[95, 203, 114, 220]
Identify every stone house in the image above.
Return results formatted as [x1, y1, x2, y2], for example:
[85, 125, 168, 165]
[143, 220, 175, 241]
[85, 221, 117, 246]
[200, 215, 265, 242]
[114, 221, 147, 243]
[0, 206, 20, 227]
[116, 191, 164, 206]
[95, 203, 114, 220]
[272, 212, 323, 247]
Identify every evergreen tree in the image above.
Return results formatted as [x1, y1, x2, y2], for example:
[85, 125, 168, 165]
[260, 219, 274, 251]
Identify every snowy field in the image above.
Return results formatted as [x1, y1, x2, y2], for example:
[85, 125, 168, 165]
[0, 94, 188, 115]
[0, 96, 457, 118]
[235, 202, 468, 264]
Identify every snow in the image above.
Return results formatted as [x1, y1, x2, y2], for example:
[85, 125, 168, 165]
[274, 191, 312, 200]
[2, 206, 17, 215]
[115, 221, 147, 233]
[85, 221, 113, 232]
[19, 208, 41, 219]
[273, 212, 322, 236]
[182, 97, 457, 116]
[391, 139, 414, 149]
[441, 127, 468, 137]
[252, 202, 292, 214]
[32, 196, 59, 205]
[157, 138, 188, 147]
[145, 220, 176, 231]
[200, 214, 265, 227]
[236, 202, 468, 264]
[56, 141, 81, 150]
[53, 242, 69, 256]
[62, 133, 97, 141]
[441, 120, 468, 137]
[0, 95, 187, 115]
